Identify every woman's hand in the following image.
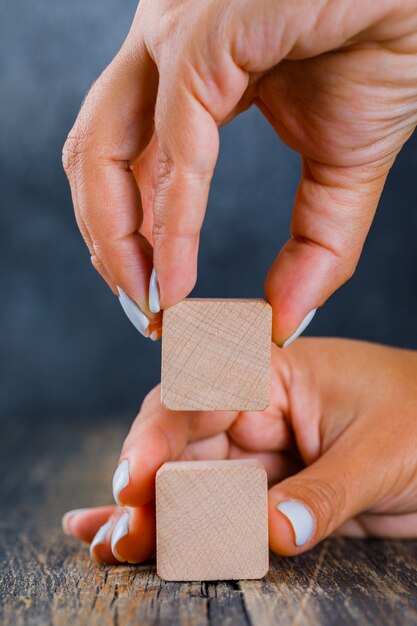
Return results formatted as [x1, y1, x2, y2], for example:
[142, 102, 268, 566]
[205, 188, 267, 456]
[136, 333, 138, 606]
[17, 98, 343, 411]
[62, 339, 417, 564]
[63, 0, 417, 345]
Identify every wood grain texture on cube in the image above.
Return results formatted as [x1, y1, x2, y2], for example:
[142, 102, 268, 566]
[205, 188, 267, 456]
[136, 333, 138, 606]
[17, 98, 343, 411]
[156, 459, 269, 581]
[161, 299, 272, 411]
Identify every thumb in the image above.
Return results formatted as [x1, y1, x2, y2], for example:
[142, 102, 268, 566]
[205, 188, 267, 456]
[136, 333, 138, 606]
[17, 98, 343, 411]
[268, 424, 384, 555]
[265, 156, 391, 347]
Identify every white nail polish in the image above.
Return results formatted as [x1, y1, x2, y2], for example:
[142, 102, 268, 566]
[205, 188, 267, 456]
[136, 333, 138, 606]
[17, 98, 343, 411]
[112, 459, 130, 505]
[149, 268, 160, 314]
[117, 286, 150, 337]
[111, 511, 130, 561]
[277, 500, 315, 546]
[90, 520, 113, 558]
[283, 309, 317, 348]
[150, 331, 159, 341]
[62, 508, 89, 535]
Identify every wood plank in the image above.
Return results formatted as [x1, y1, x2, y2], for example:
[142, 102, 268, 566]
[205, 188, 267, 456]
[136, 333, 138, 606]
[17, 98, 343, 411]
[0, 416, 416, 626]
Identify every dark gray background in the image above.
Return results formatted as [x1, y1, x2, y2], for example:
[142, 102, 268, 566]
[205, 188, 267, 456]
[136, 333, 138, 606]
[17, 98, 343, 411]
[1, 0, 416, 422]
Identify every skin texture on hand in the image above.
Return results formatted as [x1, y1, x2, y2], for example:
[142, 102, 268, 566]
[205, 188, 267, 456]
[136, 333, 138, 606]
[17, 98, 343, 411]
[62, 0, 417, 344]
[62, 339, 417, 565]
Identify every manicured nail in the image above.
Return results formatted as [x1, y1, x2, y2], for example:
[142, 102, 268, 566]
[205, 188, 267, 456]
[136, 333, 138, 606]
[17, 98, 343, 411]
[90, 520, 113, 560]
[277, 500, 314, 547]
[150, 331, 159, 342]
[149, 268, 160, 314]
[283, 309, 317, 348]
[62, 508, 89, 535]
[111, 511, 130, 561]
[112, 459, 130, 505]
[117, 286, 150, 337]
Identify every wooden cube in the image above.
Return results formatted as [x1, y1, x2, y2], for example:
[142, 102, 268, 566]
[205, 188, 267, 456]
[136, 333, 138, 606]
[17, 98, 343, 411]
[156, 460, 269, 581]
[161, 299, 272, 411]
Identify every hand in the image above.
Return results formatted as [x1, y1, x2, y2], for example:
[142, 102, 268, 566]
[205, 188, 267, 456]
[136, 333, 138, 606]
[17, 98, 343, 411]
[63, 0, 417, 345]
[62, 339, 417, 564]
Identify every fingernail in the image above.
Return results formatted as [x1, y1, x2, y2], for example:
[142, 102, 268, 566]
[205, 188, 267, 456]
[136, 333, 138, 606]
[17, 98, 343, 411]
[283, 309, 317, 348]
[62, 508, 89, 535]
[277, 500, 315, 546]
[90, 520, 113, 560]
[117, 286, 150, 337]
[111, 511, 130, 561]
[112, 459, 130, 505]
[150, 331, 159, 342]
[149, 268, 160, 314]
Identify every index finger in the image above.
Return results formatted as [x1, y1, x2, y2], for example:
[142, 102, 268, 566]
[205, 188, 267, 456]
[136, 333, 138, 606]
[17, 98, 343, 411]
[63, 42, 158, 320]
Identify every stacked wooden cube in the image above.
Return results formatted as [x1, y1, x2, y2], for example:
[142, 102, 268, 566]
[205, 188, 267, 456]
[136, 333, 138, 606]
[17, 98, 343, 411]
[157, 299, 272, 581]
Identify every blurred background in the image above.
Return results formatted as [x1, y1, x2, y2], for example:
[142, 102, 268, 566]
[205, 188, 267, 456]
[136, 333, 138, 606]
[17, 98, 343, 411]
[1, 0, 417, 423]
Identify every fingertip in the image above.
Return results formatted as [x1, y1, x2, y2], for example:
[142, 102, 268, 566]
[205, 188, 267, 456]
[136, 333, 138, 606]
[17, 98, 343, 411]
[153, 234, 199, 309]
[62, 506, 117, 543]
[112, 436, 167, 507]
[90, 254, 116, 293]
[282, 308, 317, 349]
[112, 459, 130, 505]
[149, 268, 161, 314]
[268, 495, 316, 556]
[62, 508, 88, 536]
[111, 511, 130, 562]
[110, 505, 156, 564]
[265, 241, 323, 346]
[117, 286, 151, 337]
[90, 519, 119, 565]
[113, 387, 193, 507]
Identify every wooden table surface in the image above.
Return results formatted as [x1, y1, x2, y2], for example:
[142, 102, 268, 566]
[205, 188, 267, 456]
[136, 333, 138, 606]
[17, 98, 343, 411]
[1, 415, 416, 626]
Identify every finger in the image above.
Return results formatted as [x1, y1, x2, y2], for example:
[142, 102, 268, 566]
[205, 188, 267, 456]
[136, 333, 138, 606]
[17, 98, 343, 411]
[62, 505, 117, 543]
[131, 134, 159, 245]
[264, 157, 391, 346]
[227, 445, 301, 486]
[227, 345, 294, 451]
[112, 386, 238, 507]
[110, 505, 156, 564]
[62, 42, 159, 318]
[90, 254, 115, 292]
[331, 518, 367, 538]
[150, 68, 220, 307]
[89, 511, 121, 565]
[340, 511, 417, 539]
[268, 415, 390, 556]
[227, 409, 293, 452]
[178, 434, 300, 485]
[179, 433, 230, 461]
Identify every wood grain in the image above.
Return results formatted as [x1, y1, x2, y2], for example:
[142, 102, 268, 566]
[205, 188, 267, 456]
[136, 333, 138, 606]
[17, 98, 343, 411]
[161, 299, 272, 411]
[156, 460, 269, 581]
[1, 416, 417, 626]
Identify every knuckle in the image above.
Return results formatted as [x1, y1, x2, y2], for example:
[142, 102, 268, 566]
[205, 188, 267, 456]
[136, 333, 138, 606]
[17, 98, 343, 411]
[62, 123, 93, 178]
[157, 10, 178, 44]
[151, 207, 198, 241]
[156, 151, 175, 189]
[343, 260, 357, 282]
[150, 155, 176, 239]
[148, 9, 180, 60]
[332, 245, 360, 284]
[62, 75, 104, 178]
[302, 477, 348, 533]
[152, 219, 168, 239]
[90, 254, 105, 274]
